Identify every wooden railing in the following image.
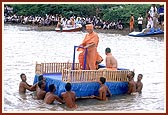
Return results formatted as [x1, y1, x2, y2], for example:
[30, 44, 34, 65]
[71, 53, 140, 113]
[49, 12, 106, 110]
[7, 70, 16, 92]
[62, 69, 130, 83]
[62, 69, 105, 82]
[35, 62, 130, 83]
[105, 70, 129, 82]
[35, 62, 80, 74]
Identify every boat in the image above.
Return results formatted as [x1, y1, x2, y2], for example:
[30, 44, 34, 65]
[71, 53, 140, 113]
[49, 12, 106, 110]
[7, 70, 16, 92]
[33, 46, 130, 98]
[55, 24, 82, 32]
[128, 28, 164, 37]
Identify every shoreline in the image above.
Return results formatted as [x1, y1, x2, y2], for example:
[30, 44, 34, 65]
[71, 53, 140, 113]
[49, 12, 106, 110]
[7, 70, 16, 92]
[4, 23, 164, 37]
[4, 23, 130, 35]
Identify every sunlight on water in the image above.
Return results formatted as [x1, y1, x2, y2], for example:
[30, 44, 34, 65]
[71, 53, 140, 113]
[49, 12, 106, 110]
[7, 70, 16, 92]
[2, 24, 165, 112]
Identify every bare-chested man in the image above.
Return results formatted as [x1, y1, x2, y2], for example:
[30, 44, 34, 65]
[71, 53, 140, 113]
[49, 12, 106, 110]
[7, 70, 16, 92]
[44, 84, 64, 104]
[19, 73, 37, 94]
[92, 77, 112, 101]
[127, 71, 137, 95]
[61, 83, 78, 109]
[38, 75, 46, 82]
[35, 75, 46, 90]
[105, 47, 118, 70]
[36, 80, 46, 100]
[136, 74, 143, 94]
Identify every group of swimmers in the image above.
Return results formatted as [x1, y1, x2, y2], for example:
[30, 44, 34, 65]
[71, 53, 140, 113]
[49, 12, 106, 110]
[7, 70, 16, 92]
[19, 71, 143, 109]
[127, 71, 143, 95]
[19, 73, 114, 109]
[19, 74, 76, 108]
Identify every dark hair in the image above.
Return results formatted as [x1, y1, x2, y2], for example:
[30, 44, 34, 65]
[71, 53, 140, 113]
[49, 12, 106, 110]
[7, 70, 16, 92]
[49, 84, 55, 92]
[86, 22, 92, 25]
[38, 75, 44, 81]
[138, 74, 143, 77]
[131, 71, 135, 77]
[65, 82, 71, 91]
[38, 81, 43, 89]
[20, 73, 25, 79]
[105, 47, 111, 53]
[100, 77, 106, 84]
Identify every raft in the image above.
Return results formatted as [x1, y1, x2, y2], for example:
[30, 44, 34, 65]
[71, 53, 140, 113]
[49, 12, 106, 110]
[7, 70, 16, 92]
[128, 28, 164, 37]
[33, 46, 130, 98]
[33, 62, 130, 98]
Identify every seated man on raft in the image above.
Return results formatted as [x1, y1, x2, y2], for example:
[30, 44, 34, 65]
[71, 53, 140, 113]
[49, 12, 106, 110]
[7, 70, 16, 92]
[99, 47, 118, 70]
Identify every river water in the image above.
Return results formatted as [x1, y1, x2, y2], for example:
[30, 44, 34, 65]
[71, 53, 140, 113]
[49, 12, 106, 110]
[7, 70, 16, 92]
[2, 24, 165, 112]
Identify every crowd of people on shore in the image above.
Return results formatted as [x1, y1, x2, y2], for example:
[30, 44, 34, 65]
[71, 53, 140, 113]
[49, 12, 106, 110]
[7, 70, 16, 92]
[4, 4, 164, 33]
[4, 5, 124, 31]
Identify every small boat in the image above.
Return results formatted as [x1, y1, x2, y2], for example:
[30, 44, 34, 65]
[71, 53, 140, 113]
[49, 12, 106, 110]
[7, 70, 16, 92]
[128, 28, 164, 37]
[55, 24, 82, 32]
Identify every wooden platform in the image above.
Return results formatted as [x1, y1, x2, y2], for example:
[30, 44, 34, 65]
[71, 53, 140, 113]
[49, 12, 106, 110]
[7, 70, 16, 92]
[35, 62, 130, 83]
[34, 62, 130, 97]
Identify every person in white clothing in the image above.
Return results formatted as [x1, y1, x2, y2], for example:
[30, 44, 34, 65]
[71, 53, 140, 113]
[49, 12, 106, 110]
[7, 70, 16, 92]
[146, 13, 153, 28]
[137, 14, 143, 32]
[148, 4, 157, 18]
[153, 8, 158, 29]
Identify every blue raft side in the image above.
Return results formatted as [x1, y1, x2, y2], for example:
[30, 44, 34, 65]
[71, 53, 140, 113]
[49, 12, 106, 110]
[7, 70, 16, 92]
[33, 73, 128, 97]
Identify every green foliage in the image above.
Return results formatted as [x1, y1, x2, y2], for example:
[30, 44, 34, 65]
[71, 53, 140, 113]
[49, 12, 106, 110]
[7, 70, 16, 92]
[6, 4, 158, 27]
[102, 4, 151, 27]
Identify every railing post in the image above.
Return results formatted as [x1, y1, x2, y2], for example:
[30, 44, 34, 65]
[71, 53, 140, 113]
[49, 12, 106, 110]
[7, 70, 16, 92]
[67, 69, 71, 82]
[72, 46, 76, 70]
[83, 48, 87, 70]
[103, 69, 106, 78]
[35, 61, 42, 75]
[72, 45, 87, 70]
